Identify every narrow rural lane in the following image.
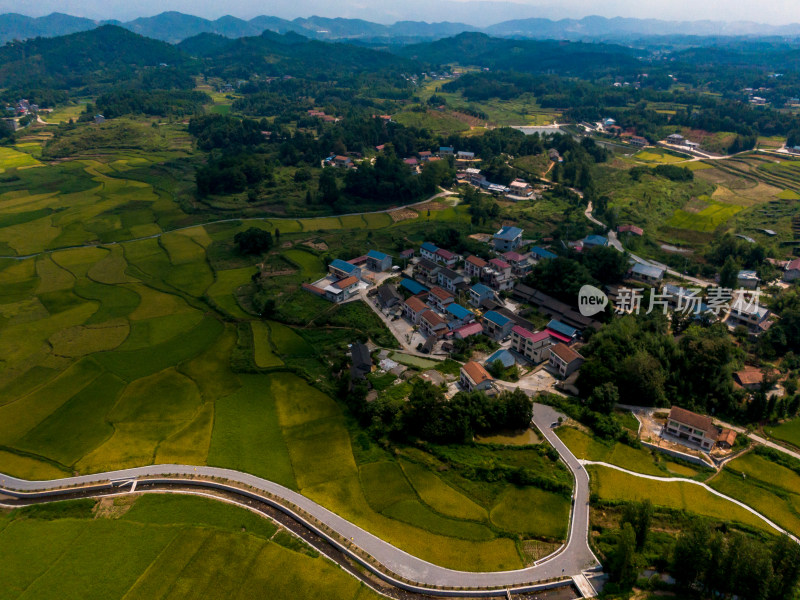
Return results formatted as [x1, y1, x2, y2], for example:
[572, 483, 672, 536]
[0, 404, 598, 590]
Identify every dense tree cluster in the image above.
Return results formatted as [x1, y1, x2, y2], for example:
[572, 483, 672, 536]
[93, 89, 210, 118]
[196, 153, 273, 196]
[233, 227, 273, 254]
[672, 523, 800, 600]
[578, 314, 744, 416]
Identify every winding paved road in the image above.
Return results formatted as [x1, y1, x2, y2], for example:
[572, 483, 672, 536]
[0, 404, 598, 590]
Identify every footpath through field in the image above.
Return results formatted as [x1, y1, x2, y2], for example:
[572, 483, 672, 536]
[0, 404, 599, 590]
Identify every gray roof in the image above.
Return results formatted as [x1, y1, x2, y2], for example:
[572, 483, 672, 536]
[632, 262, 665, 279]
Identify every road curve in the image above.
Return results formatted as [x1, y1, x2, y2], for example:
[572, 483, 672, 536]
[0, 404, 598, 589]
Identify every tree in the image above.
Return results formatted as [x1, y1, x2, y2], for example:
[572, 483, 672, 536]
[621, 500, 652, 551]
[588, 382, 619, 413]
[318, 167, 340, 206]
[769, 535, 800, 600]
[234, 228, 273, 255]
[608, 523, 638, 587]
[719, 255, 740, 290]
[672, 521, 710, 589]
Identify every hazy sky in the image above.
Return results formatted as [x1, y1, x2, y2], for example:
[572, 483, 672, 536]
[2, 0, 800, 25]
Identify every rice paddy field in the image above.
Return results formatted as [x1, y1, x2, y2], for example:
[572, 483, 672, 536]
[765, 418, 800, 449]
[557, 427, 702, 479]
[587, 465, 773, 534]
[0, 139, 576, 572]
[0, 494, 381, 600]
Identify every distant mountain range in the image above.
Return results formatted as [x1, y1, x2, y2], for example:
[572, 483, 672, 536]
[3, 11, 800, 46]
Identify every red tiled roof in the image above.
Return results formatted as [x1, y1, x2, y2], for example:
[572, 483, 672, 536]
[787, 258, 800, 271]
[436, 248, 456, 260]
[513, 325, 551, 342]
[718, 428, 737, 446]
[502, 251, 524, 262]
[453, 322, 483, 337]
[405, 296, 427, 312]
[466, 255, 487, 267]
[334, 276, 358, 289]
[489, 258, 510, 270]
[545, 329, 572, 343]
[668, 406, 717, 438]
[462, 361, 493, 385]
[421, 310, 446, 327]
[550, 343, 582, 364]
[302, 283, 326, 296]
[429, 286, 454, 300]
[618, 224, 644, 236]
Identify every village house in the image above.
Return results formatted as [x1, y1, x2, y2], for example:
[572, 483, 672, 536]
[618, 224, 644, 236]
[737, 270, 759, 290]
[366, 250, 392, 272]
[427, 286, 455, 312]
[456, 150, 475, 160]
[434, 248, 459, 267]
[460, 361, 494, 392]
[726, 293, 771, 335]
[418, 150, 432, 162]
[485, 349, 516, 370]
[482, 310, 513, 340]
[548, 343, 584, 378]
[329, 258, 362, 280]
[582, 234, 608, 248]
[530, 246, 558, 263]
[485, 258, 514, 291]
[784, 258, 800, 282]
[469, 283, 494, 308]
[446, 303, 474, 329]
[666, 133, 685, 145]
[403, 296, 429, 324]
[502, 251, 532, 277]
[492, 226, 524, 252]
[664, 406, 718, 451]
[415, 258, 441, 283]
[436, 267, 467, 293]
[661, 284, 707, 315]
[506, 179, 533, 198]
[511, 326, 554, 363]
[420, 242, 439, 262]
[376, 284, 402, 309]
[419, 310, 448, 338]
[629, 136, 648, 148]
[452, 322, 484, 340]
[438, 146, 454, 156]
[545, 319, 579, 344]
[464, 255, 487, 279]
[734, 366, 773, 391]
[324, 276, 359, 303]
[332, 155, 354, 168]
[548, 148, 562, 163]
[400, 278, 427, 296]
[350, 343, 372, 381]
[630, 262, 665, 284]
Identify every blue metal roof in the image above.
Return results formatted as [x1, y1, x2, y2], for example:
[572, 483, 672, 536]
[446, 303, 473, 320]
[632, 263, 665, 279]
[367, 250, 388, 260]
[583, 234, 608, 246]
[494, 226, 523, 241]
[329, 258, 357, 273]
[546, 319, 578, 338]
[421, 242, 439, 253]
[400, 278, 427, 294]
[485, 349, 516, 369]
[484, 311, 511, 326]
[531, 246, 557, 260]
[470, 283, 492, 296]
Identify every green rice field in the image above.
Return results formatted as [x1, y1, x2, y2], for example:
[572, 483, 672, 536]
[0, 494, 381, 600]
[0, 142, 574, 572]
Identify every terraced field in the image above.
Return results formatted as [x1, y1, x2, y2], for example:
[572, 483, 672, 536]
[0, 494, 380, 600]
[0, 148, 574, 572]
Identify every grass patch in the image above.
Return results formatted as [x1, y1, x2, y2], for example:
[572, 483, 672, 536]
[490, 486, 570, 539]
[588, 465, 771, 533]
[765, 418, 800, 449]
[251, 321, 284, 368]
